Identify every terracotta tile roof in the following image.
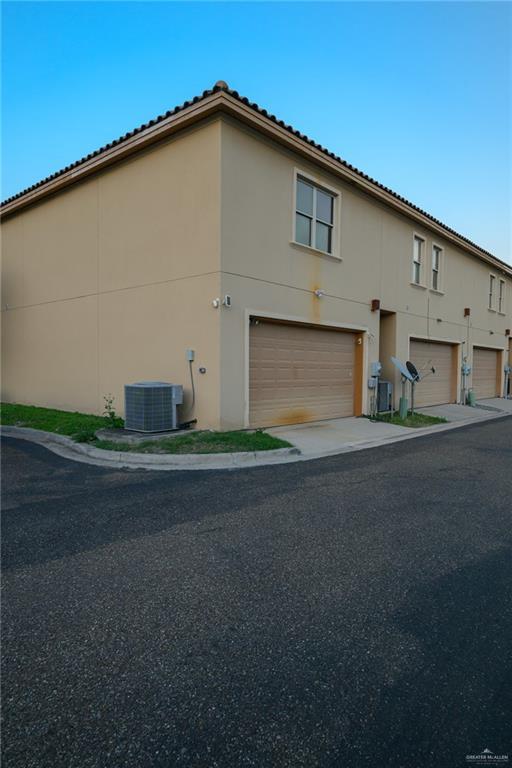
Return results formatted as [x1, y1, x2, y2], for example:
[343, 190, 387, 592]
[1, 85, 224, 208]
[1, 80, 510, 271]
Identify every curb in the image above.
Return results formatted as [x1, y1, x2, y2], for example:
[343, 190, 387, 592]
[0, 426, 301, 471]
[1, 410, 509, 471]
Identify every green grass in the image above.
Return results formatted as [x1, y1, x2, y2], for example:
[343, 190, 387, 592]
[1, 402, 290, 454]
[367, 411, 448, 428]
[1, 402, 123, 442]
[92, 430, 291, 454]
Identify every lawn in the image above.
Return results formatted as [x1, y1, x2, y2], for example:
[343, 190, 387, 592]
[368, 411, 448, 428]
[1, 403, 291, 453]
[93, 430, 291, 454]
[0, 402, 122, 441]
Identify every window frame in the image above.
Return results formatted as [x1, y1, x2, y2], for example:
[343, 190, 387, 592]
[488, 273, 497, 311]
[411, 233, 426, 287]
[292, 169, 341, 260]
[498, 278, 506, 314]
[430, 243, 443, 293]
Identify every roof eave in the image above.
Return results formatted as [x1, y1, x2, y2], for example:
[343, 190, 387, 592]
[1, 88, 510, 277]
[217, 93, 511, 276]
[0, 90, 225, 220]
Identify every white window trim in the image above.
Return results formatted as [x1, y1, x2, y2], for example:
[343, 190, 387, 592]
[291, 168, 342, 260]
[411, 233, 427, 288]
[430, 242, 444, 294]
[488, 273, 497, 312]
[498, 278, 506, 315]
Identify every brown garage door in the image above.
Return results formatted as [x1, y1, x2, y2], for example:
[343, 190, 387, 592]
[409, 339, 455, 407]
[472, 347, 499, 399]
[249, 319, 357, 427]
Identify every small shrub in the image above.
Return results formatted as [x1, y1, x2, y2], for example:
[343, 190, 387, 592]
[102, 394, 118, 427]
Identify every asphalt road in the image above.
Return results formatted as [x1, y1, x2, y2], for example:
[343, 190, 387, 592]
[2, 418, 512, 768]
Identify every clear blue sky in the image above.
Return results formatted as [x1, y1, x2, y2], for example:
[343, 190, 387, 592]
[2, 1, 511, 262]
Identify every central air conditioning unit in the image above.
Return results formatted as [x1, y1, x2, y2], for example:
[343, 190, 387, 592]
[124, 382, 183, 433]
[377, 381, 393, 413]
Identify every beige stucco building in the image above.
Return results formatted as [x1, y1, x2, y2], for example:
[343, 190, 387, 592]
[2, 81, 511, 430]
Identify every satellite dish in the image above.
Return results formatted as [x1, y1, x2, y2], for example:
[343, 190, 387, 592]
[391, 356, 415, 382]
[406, 361, 420, 381]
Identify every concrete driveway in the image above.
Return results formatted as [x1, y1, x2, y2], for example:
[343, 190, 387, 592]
[268, 415, 412, 456]
[477, 397, 512, 413]
[268, 399, 510, 457]
[417, 400, 510, 421]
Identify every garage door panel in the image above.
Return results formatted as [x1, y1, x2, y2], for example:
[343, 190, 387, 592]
[249, 320, 356, 427]
[410, 339, 455, 408]
[472, 347, 499, 399]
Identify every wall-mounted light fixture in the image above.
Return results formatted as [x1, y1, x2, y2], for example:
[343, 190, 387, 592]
[213, 296, 233, 308]
[464, 307, 471, 317]
[314, 289, 326, 298]
[371, 299, 381, 312]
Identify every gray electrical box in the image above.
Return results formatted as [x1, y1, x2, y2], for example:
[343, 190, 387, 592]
[124, 382, 183, 433]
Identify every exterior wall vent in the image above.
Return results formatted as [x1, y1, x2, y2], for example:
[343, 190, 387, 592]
[124, 382, 183, 432]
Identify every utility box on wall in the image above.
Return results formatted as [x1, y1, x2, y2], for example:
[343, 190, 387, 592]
[377, 381, 393, 413]
[124, 382, 183, 432]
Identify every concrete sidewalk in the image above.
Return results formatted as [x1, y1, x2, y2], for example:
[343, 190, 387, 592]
[268, 400, 511, 459]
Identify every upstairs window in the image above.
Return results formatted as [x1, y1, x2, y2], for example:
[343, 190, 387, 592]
[489, 274, 496, 310]
[412, 235, 424, 285]
[431, 245, 442, 291]
[295, 177, 335, 254]
[498, 279, 506, 313]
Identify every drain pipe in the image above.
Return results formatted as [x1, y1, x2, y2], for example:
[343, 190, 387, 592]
[461, 347, 470, 405]
[179, 349, 197, 426]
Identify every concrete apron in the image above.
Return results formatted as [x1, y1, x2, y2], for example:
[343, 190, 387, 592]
[2, 401, 510, 471]
[267, 403, 509, 459]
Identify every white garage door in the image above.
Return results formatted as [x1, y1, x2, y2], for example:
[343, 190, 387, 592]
[472, 347, 499, 399]
[249, 320, 357, 427]
[409, 339, 455, 407]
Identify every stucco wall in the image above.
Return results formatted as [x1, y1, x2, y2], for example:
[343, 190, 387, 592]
[2, 113, 510, 429]
[1, 120, 222, 427]
[218, 118, 510, 423]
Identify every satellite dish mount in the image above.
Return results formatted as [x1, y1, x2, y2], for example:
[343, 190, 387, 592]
[406, 361, 420, 414]
[391, 357, 413, 418]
